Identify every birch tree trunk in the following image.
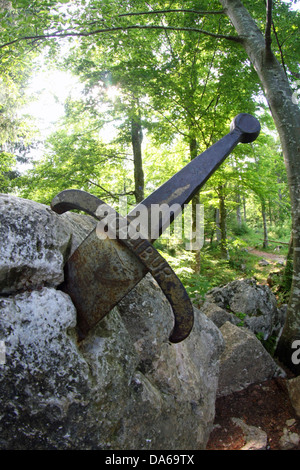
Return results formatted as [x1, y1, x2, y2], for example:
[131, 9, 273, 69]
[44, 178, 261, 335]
[236, 191, 242, 227]
[219, 0, 300, 373]
[216, 208, 221, 242]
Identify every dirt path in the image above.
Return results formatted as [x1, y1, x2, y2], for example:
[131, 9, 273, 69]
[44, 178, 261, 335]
[247, 247, 286, 263]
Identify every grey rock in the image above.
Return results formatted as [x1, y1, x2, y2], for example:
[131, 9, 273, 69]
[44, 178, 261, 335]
[279, 427, 300, 450]
[117, 274, 225, 449]
[0, 280, 224, 450]
[258, 259, 269, 266]
[0, 194, 96, 295]
[287, 376, 300, 418]
[217, 322, 285, 397]
[205, 279, 282, 339]
[200, 301, 240, 328]
[231, 418, 268, 450]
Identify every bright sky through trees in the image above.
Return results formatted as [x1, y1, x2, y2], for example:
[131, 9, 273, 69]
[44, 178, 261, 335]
[23, 69, 82, 138]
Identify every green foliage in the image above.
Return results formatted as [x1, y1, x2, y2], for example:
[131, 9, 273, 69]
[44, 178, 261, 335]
[269, 222, 291, 242]
[234, 312, 247, 327]
[0, 150, 15, 191]
[260, 334, 278, 356]
[231, 221, 250, 236]
[16, 123, 133, 205]
[155, 244, 213, 302]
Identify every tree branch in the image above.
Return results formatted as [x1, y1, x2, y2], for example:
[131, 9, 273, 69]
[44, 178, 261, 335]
[118, 9, 225, 18]
[0, 24, 242, 49]
[145, 101, 189, 138]
[272, 22, 287, 76]
[85, 179, 135, 201]
[265, 0, 273, 52]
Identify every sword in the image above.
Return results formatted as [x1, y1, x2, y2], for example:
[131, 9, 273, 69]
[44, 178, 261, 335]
[51, 113, 260, 342]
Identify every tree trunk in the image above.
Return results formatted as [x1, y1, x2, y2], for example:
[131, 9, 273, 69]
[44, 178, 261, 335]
[236, 191, 242, 226]
[268, 200, 272, 226]
[261, 199, 268, 249]
[282, 233, 293, 294]
[219, 0, 300, 373]
[190, 136, 201, 273]
[131, 111, 144, 204]
[215, 208, 221, 242]
[243, 195, 247, 222]
[219, 185, 229, 259]
[210, 209, 216, 244]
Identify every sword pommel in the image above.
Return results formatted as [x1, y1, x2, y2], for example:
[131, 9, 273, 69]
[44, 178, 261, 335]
[230, 113, 261, 143]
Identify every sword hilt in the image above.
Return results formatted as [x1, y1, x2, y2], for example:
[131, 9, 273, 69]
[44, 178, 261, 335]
[51, 190, 194, 343]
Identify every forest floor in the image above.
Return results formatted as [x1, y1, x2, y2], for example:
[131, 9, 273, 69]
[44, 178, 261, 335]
[206, 375, 300, 451]
[206, 247, 300, 451]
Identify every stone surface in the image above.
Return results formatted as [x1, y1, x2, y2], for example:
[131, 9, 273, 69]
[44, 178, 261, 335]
[0, 194, 225, 450]
[231, 418, 268, 450]
[0, 280, 224, 450]
[258, 259, 269, 266]
[217, 322, 285, 397]
[205, 278, 284, 340]
[0, 194, 96, 294]
[200, 301, 240, 329]
[287, 376, 300, 418]
[279, 425, 300, 450]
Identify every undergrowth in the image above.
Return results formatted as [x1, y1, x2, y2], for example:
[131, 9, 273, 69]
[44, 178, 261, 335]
[154, 225, 291, 306]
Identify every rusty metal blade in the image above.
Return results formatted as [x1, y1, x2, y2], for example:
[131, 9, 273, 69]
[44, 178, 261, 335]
[64, 231, 148, 337]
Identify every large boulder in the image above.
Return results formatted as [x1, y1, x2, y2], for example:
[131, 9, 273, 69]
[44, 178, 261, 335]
[217, 322, 285, 397]
[0, 194, 224, 450]
[205, 278, 285, 340]
[0, 194, 96, 294]
[287, 376, 300, 418]
[200, 301, 240, 329]
[200, 279, 287, 398]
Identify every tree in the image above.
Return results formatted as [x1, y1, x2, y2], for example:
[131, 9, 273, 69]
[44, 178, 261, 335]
[0, 150, 15, 191]
[218, 0, 300, 373]
[17, 100, 133, 205]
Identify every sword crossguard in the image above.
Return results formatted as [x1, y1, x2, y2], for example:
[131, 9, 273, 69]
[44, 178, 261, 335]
[51, 190, 194, 343]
